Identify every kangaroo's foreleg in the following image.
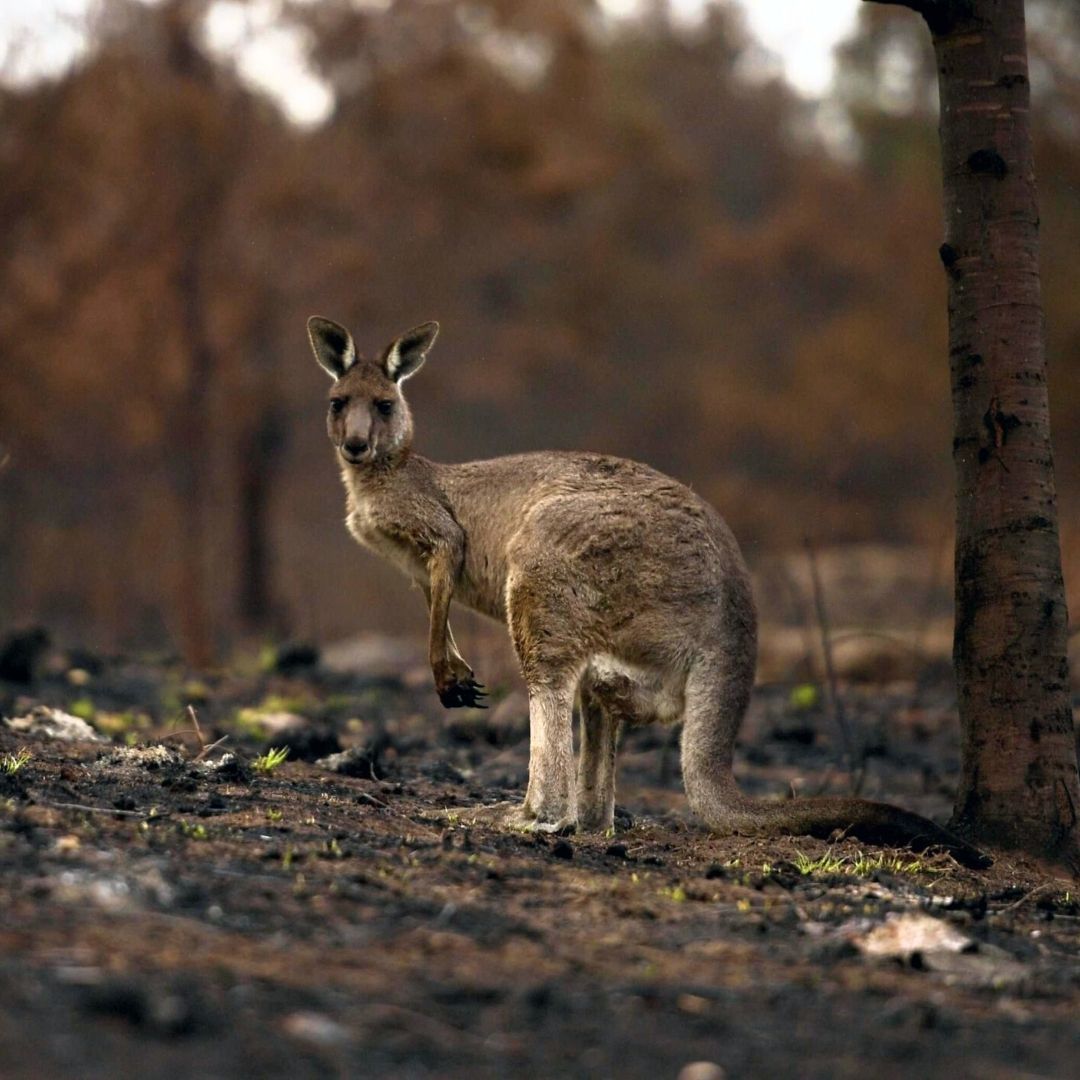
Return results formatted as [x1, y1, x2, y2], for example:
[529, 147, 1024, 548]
[425, 548, 486, 709]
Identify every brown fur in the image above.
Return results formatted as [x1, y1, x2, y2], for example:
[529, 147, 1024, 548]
[308, 317, 989, 867]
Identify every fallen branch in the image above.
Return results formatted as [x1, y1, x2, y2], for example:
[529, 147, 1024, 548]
[36, 799, 169, 820]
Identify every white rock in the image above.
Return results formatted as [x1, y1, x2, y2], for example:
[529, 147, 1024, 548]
[678, 1064, 727, 1080]
[3, 705, 105, 742]
[282, 1011, 350, 1047]
[856, 912, 971, 959]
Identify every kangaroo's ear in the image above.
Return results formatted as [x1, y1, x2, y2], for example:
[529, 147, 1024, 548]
[382, 321, 439, 383]
[307, 316, 357, 379]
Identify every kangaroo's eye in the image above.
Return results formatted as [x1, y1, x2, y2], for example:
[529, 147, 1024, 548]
[375, 399, 394, 417]
[329, 397, 346, 414]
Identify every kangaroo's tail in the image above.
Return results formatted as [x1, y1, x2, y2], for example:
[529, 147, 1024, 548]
[723, 791, 990, 869]
[680, 652, 991, 870]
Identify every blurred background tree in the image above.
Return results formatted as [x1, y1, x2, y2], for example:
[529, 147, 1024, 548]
[0, 0, 1077, 664]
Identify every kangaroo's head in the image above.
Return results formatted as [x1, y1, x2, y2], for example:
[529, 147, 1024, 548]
[307, 317, 439, 468]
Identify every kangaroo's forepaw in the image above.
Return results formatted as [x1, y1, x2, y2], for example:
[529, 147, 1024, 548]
[436, 676, 488, 709]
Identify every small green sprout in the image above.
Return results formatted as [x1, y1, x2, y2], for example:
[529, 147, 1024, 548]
[179, 821, 208, 840]
[789, 683, 820, 711]
[659, 885, 688, 903]
[253, 746, 290, 773]
[265, 808, 283, 823]
[0, 748, 31, 774]
[69, 698, 95, 721]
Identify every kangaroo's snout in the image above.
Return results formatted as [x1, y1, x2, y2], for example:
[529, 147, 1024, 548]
[341, 435, 370, 463]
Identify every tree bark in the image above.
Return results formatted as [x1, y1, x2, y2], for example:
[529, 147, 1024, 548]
[865, 0, 1080, 867]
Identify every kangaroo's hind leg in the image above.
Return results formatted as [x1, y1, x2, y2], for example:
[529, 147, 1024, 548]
[460, 676, 578, 833]
[577, 660, 679, 831]
[517, 680, 579, 830]
[577, 677, 619, 831]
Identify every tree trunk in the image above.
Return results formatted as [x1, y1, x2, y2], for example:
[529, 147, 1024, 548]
[236, 409, 286, 636]
[173, 241, 216, 669]
[867, 0, 1080, 867]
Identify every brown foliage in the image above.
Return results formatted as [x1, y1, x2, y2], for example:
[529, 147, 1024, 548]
[0, 0, 1078, 658]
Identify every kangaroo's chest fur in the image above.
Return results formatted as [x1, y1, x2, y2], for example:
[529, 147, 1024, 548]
[346, 495, 429, 587]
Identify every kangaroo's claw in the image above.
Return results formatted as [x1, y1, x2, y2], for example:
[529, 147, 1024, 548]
[438, 677, 488, 709]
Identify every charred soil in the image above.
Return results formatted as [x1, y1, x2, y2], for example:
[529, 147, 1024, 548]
[1, 645, 1078, 1079]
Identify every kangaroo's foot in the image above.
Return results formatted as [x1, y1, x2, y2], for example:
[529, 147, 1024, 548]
[576, 803, 634, 833]
[461, 800, 576, 835]
[577, 797, 614, 832]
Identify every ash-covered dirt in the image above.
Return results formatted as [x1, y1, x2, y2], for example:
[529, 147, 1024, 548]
[1, 640, 1078, 1080]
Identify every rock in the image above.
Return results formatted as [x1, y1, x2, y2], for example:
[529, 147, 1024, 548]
[282, 1010, 350, 1048]
[250, 711, 307, 738]
[95, 745, 186, 771]
[0, 628, 50, 684]
[271, 642, 320, 675]
[854, 912, 972, 960]
[320, 635, 425, 680]
[246, 712, 341, 761]
[678, 1063, 727, 1080]
[421, 760, 465, 784]
[4, 705, 106, 743]
[916, 944, 1029, 988]
[81, 978, 201, 1037]
[278, 725, 341, 762]
[199, 752, 248, 781]
[551, 839, 574, 860]
[316, 745, 381, 780]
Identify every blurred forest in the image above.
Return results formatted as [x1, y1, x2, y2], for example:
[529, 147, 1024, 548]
[1, 0, 1078, 664]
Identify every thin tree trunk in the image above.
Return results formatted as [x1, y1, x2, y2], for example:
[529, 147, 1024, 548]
[164, 0, 226, 669]
[236, 409, 285, 635]
[866, 0, 1080, 867]
[173, 241, 216, 669]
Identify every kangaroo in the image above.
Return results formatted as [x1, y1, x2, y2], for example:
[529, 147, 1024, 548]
[309, 316, 989, 868]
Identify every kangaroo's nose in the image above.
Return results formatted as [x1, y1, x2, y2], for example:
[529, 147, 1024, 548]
[343, 437, 369, 457]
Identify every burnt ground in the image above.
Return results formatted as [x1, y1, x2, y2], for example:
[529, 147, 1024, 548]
[1, 643, 1079, 1080]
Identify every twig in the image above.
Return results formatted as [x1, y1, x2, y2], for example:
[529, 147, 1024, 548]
[188, 704, 203, 744]
[995, 882, 1060, 915]
[36, 800, 168, 820]
[194, 734, 230, 762]
[180, 704, 229, 762]
[803, 537, 858, 790]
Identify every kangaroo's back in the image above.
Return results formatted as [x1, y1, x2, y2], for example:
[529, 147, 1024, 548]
[431, 451, 751, 640]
